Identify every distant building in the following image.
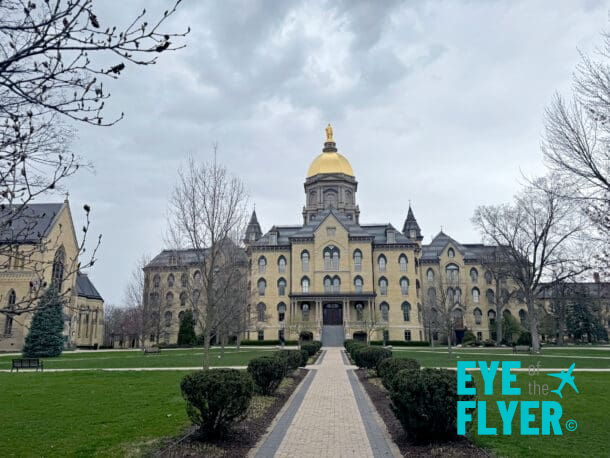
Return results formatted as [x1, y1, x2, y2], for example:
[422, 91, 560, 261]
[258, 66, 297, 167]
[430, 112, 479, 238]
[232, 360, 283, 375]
[0, 200, 104, 351]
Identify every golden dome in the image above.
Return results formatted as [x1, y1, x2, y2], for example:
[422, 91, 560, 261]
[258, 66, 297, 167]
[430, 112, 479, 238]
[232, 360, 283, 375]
[306, 124, 355, 177]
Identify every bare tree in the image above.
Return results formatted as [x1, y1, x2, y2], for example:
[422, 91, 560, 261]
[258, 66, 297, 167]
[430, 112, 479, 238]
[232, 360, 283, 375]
[473, 175, 590, 352]
[167, 154, 248, 370]
[123, 254, 150, 349]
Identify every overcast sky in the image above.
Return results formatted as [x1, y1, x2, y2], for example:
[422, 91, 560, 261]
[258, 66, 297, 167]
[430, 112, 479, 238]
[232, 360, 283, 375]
[61, 0, 609, 305]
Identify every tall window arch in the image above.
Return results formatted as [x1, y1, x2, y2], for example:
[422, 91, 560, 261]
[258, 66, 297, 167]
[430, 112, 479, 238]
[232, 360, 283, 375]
[472, 287, 480, 303]
[380, 302, 389, 321]
[488, 309, 496, 324]
[179, 292, 187, 307]
[486, 289, 495, 304]
[427, 268, 435, 282]
[427, 287, 436, 305]
[445, 263, 459, 283]
[301, 251, 309, 272]
[354, 276, 363, 294]
[278, 278, 287, 296]
[278, 256, 286, 273]
[355, 303, 364, 321]
[51, 246, 65, 289]
[400, 277, 409, 295]
[301, 277, 310, 293]
[323, 246, 340, 270]
[485, 270, 493, 284]
[378, 255, 387, 273]
[257, 303, 266, 322]
[165, 292, 174, 306]
[401, 302, 411, 321]
[301, 303, 310, 321]
[193, 270, 202, 283]
[447, 248, 455, 258]
[164, 311, 172, 327]
[519, 309, 527, 324]
[4, 290, 16, 334]
[152, 274, 160, 288]
[474, 307, 482, 325]
[470, 268, 478, 283]
[379, 277, 388, 295]
[324, 276, 332, 293]
[257, 278, 266, 296]
[399, 254, 408, 272]
[181, 272, 188, 288]
[277, 302, 286, 322]
[258, 256, 267, 274]
[353, 249, 362, 272]
[167, 274, 175, 288]
[454, 287, 462, 304]
[332, 276, 340, 293]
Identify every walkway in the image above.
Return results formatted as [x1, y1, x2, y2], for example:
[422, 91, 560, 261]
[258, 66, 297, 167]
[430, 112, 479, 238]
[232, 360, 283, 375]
[254, 347, 397, 458]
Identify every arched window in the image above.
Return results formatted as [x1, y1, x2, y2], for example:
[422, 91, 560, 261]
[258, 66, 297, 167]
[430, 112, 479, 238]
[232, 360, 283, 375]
[166, 292, 174, 306]
[324, 251, 331, 270]
[470, 268, 478, 283]
[378, 255, 387, 273]
[400, 277, 409, 295]
[503, 309, 512, 319]
[257, 278, 266, 296]
[301, 303, 310, 321]
[474, 307, 482, 325]
[301, 251, 309, 272]
[472, 287, 480, 303]
[427, 268, 435, 282]
[149, 292, 160, 306]
[332, 276, 340, 293]
[277, 302, 286, 322]
[427, 287, 436, 305]
[301, 277, 309, 293]
[4, 290, 16, 334]
[323, 246, 340, 270]
[193, 270, 202, 283]
[164, 311, 172, 327]
[380, 302, 389, 321]
[488, 309, 496, 324]
[519, 309, 527, 324]
[486, 289, 495, 304]
[52, 246, 65, 289]
[181, 273, 188, 288]
[355, 303, 364, 321]
[401, 302, 411, 321]
[257, 303, 266, 322]
[353, 250, 362, 272]
[417, 303, 422, 323]
[178, 311, 185, 321]
[324, 276, 332, 293]
[179, 292, 187, 307]
[448, 248, 455, 258]
[278, 278, 286, 296]
[192, 289, 201, 304]
[416, 279, 421, 297]
[454, 287, 462, 304]
[445, 263, 459, 283]
[278, 256, 286, 273]
[167, 274, 175, 288]
[332, 251, 339, 270]
[452, 308, 464, 326]
[399, 254, 407, 272]
[258, 256, 267, 274]
[152, 274, 160, 288]
[485, 270, 493, 284]
[379, 277, 388, 295]
[354, 276, 363, 294]
[447, 287, 454, 304]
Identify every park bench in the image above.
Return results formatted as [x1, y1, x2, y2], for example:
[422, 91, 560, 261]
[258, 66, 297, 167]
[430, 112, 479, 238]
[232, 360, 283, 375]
[11, 358, 43, 372]
[143, 347, 161, 354]
[512, 345, 531, 354]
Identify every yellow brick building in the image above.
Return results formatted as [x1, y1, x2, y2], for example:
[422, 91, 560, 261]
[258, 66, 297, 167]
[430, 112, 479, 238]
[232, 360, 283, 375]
[0, 200, 104, 352]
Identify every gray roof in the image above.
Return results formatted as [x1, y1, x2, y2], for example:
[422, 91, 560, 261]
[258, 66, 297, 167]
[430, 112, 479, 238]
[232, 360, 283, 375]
[537, 282, 610, 300]
[75, 272, 103, 301]
[0, 203, 63, 244]
[146, 248, 210, 268]
[421, 231, 492, 262]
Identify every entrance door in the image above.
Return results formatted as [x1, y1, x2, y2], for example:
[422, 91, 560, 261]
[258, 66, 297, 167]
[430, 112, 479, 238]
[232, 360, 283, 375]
[323, 303, 343, 325]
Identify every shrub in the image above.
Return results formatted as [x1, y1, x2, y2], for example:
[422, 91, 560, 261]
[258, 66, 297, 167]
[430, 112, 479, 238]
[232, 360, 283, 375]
[389, 368, 475, 442]
[483, 339, 496, 347]
[344, 340, 366, 359]
[301, 343, 318, 357]
[462, 330, 476, 346]
[353, 346, 392, 370]
[247, 356, 286, 395]
[312, 340, 323, 352]
[368, 340, 431, 347]
[517, 331, 532, 346]
[177, 310, 197, 346]
[299, 349, 310, 367]
[277, 350, 303, 374]
[180, 369, 253, 438]
[23, 287, 64, 358]
[377, 357, 420, 390]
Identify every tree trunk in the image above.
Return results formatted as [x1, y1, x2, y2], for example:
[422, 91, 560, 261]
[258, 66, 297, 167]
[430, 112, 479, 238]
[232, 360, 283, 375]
[203, 329, 211, 370]
[447, 328, 452, 355]
[496, 314, 503, 346]
[528, 297, 540, 352]
[236, 333, 241, 351]
[221, 330, 226, 358]
[557, 316, 565, 346]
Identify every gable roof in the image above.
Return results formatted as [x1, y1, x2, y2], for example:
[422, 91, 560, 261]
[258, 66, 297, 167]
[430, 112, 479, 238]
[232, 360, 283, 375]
[75, 272, 103, 301]
[0, 203, 64, 244]
[421, 231, 480, 262]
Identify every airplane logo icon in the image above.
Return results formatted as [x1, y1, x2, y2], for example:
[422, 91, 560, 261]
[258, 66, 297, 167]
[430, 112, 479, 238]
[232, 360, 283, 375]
[547, 363, 578, 398]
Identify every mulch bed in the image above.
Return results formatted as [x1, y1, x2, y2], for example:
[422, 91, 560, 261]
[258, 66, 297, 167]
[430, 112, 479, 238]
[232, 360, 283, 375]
[155, 368, 308, 458]
[356, 370, 491, 457]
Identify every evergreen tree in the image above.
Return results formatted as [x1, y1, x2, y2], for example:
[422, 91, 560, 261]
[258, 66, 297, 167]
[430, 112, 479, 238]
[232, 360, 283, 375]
[23, 287, 65, 357]
[178, 310, 197, 346]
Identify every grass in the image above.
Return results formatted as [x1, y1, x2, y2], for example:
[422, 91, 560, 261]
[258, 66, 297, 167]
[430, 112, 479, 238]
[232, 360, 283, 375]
[468, 372, 610, 457]
[0, 347, 278, 370]
[391, 347, 610, 369]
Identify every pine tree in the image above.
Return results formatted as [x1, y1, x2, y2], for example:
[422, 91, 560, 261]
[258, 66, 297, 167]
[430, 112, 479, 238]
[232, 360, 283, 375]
[178, 310, 197, 347]
[22, 287, 65, 357]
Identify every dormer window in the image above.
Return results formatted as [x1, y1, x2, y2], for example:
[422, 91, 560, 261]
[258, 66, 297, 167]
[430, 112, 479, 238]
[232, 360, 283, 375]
[410, 229, 416, 238]
[270, 233, 277, 245]
[448, 248, 455, 258]
[387, 231, 395, 243]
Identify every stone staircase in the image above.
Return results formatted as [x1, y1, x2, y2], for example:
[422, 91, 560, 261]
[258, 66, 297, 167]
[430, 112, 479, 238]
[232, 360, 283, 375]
[321, 325, 345, 347]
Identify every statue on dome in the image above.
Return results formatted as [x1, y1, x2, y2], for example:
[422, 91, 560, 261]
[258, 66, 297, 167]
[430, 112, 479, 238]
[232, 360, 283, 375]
[326, 123, 333, 142]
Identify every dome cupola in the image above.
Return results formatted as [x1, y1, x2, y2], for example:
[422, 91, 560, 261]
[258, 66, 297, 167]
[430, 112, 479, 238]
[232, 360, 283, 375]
[306, 124, 354, 177]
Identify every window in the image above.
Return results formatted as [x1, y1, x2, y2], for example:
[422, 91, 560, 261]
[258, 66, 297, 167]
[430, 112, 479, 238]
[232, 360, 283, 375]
[454, 287, 462, 304]
[180, 292, 187, 306]
[486, 289, 495, 304]
[485, 270, 493, 285]
[278, 303, 286, 322]
[257, 330, 264, 341]
[399, 254, 407, 272]
[327, 227, 336, 237]
[278, 256, 286, 273]
[353, 250, 362, 272]
[447, 287, 454, 304]
[301, 277, 309, 293]
[378, 255, 387, 272]
[4, 290, 16, 335]
[323, 246, 340, 270]
[453, 308, 464, 327]
[474, 308, 482, 325]
[153, 274, 160, 288]
[354, 276, 363, 294]
[270, 233, 277, 245]
[166, 292, 174, 306]
[332, 276, 340, 293]
[192, 289, 200, 304]
[167, 274, 174, 288]
[193, 270, 202, 283]
[383, 329, 390, 342]
[257, 279, 266, 296]
[470, 268, 478, 283]
[178, 311, 185, 321]
[448, 248, 455, 258]
[404, 330, 412, 342]
[279, 329, 285, 342]
[324, 251, 331, 270]
[181, 273, 188, 288]
[302, 303, 310, 321]
[401, 302, 411, 321]
[51, 246, 65, 289]
[427, 268, 435, 282]
[278, 278, 286, 296]
[427, 287, 436, 305]
[301, 251, 309, 272]
[258, 256, 267, 274]
[149, 292, 160, 306]
[519, 309, 527, 324]
[332, 251, 339, 270]
[445, 264, 459, 283]
[355, 303, 364, 321]
[379, 277, 388, 295]
[488, 309, 496, 325]
[257, 303, 266, 321]
[400, 277, 409, 295]
[164, 311, 172, 327]
[472, 288, 480, 303]
[380, 302, 389, 321]
[387, 231, 395, 243]
[324, 276, 332, 293]
[416, 279, 420, 297]
[477, 331, 483, 342]
[417, 303, 422, 323]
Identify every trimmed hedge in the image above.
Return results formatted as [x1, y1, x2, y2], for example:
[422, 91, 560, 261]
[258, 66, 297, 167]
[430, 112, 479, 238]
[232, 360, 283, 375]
[239, 340, 298, 346]
[389, 368, 476, 442]
[369, 340, 431, 347]
[277, 350, 303, 374]
[180, 369, 253, 438]
[377, 357, 420, 390]
[247, 356, 286, 395]
[299, 349, 309, 367]
[353, 346, 392, 370]
[344, 339, 366, 360]
[301, 343, 318, 357]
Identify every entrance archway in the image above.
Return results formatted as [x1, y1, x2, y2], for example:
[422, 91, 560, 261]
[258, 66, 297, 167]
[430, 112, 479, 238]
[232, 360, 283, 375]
[323, 303, 343, 325]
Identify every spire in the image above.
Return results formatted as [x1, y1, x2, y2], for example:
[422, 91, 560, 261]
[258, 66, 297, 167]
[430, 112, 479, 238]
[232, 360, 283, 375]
[402, 204, 423, 241]
[244, 208, 262, 244]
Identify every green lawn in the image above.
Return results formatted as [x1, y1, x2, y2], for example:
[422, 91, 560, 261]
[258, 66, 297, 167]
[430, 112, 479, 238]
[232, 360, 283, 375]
[468, 372, 610, 457]
[0, 347, 278, 370]
[392, 348, 610, 369]
[0, 371, 191, 457]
